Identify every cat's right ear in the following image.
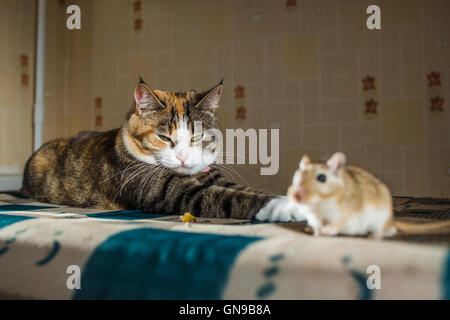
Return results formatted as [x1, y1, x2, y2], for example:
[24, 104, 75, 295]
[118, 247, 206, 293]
[134, 83, 165, 116]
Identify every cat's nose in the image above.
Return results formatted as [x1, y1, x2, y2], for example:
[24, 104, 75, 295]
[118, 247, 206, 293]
[176, 154, 188, 165]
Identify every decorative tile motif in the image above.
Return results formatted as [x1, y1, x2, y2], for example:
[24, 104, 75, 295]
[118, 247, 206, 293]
[361, 75, 378, 118]
[285, 0, 297, 8]
[94, 97, 102, 109]
[426, 70, 446, 116]
[20, 55, 29, 88]
[362, 75, 375, 91]
[365, 98, 378, 114]
[133, 0, 142, 13]
[94, 97, 103, 129]
[236, 105, 247, 120]
[133, 1, 143, 33]
[427, 71, 441, 87]
[21, 73, 29, 86]
[234, 85, 247, 121]
[430, 95, 444, 112]
[134, 18, 143, 31]
[20, 55, 28, 67]
[234, 85, 245, 99]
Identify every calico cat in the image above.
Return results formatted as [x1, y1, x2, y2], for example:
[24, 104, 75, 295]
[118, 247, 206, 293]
[22, 78, 310, 222]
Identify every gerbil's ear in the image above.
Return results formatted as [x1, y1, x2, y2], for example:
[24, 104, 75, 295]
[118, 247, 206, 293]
[299, 155, 311, 171]
[134, 82, 165, 116]
[194, 80, 223, 112]
[327, 152, 346, 173]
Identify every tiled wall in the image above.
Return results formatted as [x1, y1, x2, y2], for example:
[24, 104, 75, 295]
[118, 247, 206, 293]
[41, 0, 450, 197]
[0, 0, 35, 178]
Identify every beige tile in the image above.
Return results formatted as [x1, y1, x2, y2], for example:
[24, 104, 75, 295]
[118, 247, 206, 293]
[382, 147, 403, 173]
[382, 99, 424, 146]
[403, 73, 423, 97]
[400, 23, 422, 74]
[427, 147, 450, 197]
[300, 0, 337, 33]
[246, 83, 265, 105]
[265, 59, 283, 102]
[423, 0, 450, 20]
[320, 31, 339, 55]
[200, 2, 231, 44]
[426, 121, 449, 146]
[382, 0, 420, 24]
[338, 4, 381, 52]
[342, 123, 382, 173]
[381, 25, 400, 50]
[283, 12, 301, 35]
[301, 80, 319, 124]
[0, 71, 18, 107]
[404, 147, 425, 196]
[265, 38, 282, 60]
[424, 20, 450, 70]
[284, 81, 300, 102]
[382, 172, 404, 196]
[303, 124, 340, 147]
[186, 66, 217, 91]
[234, 40, 264, 83]
[260, 104, 302, 148]
[284, 36, 318, 79]
[322, 100, 358, 123]
[321, 54, 357, 100]
[380, 51, 402, 99]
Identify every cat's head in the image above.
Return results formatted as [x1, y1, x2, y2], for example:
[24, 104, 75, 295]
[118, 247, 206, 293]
[121, 78, 223, 175]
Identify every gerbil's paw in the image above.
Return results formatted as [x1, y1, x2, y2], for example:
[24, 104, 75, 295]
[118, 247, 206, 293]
[256, 196, 310, 222]
[320, 226, 339, 236]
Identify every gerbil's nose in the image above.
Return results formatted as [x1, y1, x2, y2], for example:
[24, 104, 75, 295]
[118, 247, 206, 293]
[294, 187, 306, 202]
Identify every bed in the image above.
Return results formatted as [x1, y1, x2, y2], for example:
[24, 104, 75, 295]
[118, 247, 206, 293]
[0, 192, 448, 299]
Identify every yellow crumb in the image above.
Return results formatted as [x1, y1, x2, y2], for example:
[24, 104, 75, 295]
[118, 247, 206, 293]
[180, 212, 196, 223]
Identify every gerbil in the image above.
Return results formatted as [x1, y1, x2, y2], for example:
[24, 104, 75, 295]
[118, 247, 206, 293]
[287, 152, 450, 238]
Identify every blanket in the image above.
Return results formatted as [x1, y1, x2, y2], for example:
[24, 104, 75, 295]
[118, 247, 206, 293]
[0, 192, 448, 299]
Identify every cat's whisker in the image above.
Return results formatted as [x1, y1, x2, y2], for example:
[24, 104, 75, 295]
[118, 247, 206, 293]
[99, 160, 140, 184]
[212, 164, 249, 186]
[113, 164, 149, 204]
[138, 164, 165, 200]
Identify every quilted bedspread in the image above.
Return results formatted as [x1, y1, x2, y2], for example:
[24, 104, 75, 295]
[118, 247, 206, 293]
[0, 192, 448, 300]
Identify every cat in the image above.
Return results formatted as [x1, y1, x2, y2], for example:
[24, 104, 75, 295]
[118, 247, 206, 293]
[21, 78, 311, 222]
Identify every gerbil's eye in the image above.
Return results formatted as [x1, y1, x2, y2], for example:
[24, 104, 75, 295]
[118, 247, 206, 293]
[157, 135, 172, 143]
[317, 174, 327, 183]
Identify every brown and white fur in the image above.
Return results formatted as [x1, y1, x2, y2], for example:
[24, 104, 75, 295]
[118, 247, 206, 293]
[287, 152, 450, 238]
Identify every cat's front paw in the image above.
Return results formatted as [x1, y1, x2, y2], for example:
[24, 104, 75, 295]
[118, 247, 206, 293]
[256, 196, 315, 224]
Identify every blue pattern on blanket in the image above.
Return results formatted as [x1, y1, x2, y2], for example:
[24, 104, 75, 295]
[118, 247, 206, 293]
[73, 228, 262, 299]
[443, 250, 450, 300]
[0, 213, 34, 230]
[0, 204, 55, 212]
[87, 210, 167, 220]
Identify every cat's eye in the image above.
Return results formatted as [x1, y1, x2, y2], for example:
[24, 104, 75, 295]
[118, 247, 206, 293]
[191, 134, 203, 143]
[158, 135, 172, 143]
[317, 174, 327, 183]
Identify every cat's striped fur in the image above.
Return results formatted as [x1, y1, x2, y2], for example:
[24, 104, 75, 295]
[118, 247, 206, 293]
[22, 79, 310, 221]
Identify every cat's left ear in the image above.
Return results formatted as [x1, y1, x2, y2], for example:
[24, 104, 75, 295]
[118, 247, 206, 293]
[195, 79, 223, 112]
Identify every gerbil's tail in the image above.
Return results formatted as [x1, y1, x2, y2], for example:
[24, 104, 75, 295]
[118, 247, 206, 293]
[394, 220, 450, 234]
